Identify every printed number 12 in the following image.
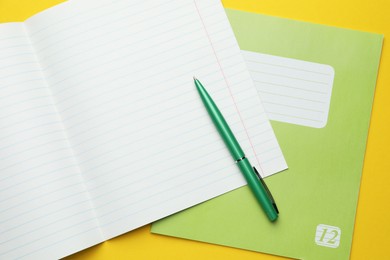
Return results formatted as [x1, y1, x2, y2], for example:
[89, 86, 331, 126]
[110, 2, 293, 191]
[319, 228, 338, 244]
[315, 224, 341, 248]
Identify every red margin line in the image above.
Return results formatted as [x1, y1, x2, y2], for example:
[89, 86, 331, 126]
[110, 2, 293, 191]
[193, 0, 264, 175]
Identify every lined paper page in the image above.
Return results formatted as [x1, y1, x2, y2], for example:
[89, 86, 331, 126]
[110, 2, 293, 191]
[242, 50, 335, 128]
[0, 23, 103, 259]
[26, 0, 287, 241]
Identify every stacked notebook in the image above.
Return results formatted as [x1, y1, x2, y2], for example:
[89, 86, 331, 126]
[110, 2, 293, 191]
[152, 9, 383, 260]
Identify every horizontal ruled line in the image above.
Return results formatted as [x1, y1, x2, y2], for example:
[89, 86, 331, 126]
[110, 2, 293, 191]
[245, 59, 332, 76]
[259, 90, 326, 104]
[268, 111, 323, 122]
[254, 80, 328, 94]
[250, 70, 329, 85]
[263, 101, 324, 113]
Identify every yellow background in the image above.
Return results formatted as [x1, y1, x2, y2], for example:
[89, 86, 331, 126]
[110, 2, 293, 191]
[1, 0, 389, 259]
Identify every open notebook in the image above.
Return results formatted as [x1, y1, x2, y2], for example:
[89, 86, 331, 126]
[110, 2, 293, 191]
[0, 0, 287, 259]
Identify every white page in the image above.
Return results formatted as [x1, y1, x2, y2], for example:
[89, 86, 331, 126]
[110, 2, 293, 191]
[242, 50, 335, 128]
[24, 0, 287, 241]
[0, 24, 103, 259]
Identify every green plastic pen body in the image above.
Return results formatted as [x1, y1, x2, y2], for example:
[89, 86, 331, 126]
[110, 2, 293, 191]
[237, 158, 278, 221]
[194, 78, 278, 222]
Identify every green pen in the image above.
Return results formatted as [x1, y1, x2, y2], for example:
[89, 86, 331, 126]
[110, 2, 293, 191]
[194, 77, 279, 222]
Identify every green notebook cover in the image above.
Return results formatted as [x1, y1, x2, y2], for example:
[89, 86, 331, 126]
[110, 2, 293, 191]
[151, 9, 383, 260]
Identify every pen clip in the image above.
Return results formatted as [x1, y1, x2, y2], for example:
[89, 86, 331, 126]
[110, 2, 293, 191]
[253, 167, 279, 214]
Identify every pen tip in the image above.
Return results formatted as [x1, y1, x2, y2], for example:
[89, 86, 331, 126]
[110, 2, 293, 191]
[193, 76, 197, 81]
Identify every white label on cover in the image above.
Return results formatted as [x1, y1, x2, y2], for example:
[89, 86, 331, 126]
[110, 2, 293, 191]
[242, 50, 335, 128]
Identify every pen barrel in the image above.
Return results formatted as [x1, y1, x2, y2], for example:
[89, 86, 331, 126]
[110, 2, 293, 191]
[237, 158, 278, 222]
[194, 79, 244, 160]
[195, 78, 277, 222]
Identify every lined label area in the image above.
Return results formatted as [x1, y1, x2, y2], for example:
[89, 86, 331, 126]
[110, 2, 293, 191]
[242, 50, 335, 128]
